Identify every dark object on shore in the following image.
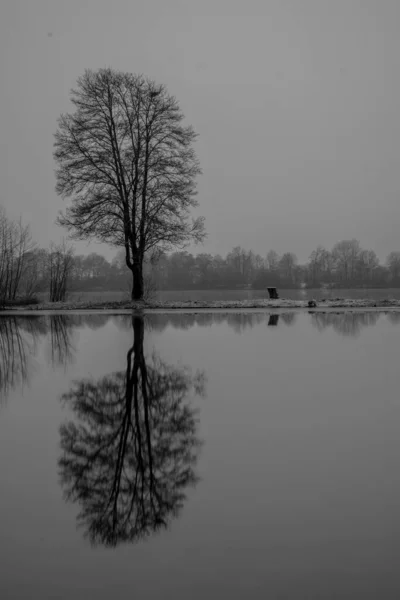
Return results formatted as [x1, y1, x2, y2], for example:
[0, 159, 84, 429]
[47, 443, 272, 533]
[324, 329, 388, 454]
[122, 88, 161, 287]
[0, 296, 40, 308]
[308, 299, 317, 308]
[267, 287, 279, 299]
[268, 314, 279, 326]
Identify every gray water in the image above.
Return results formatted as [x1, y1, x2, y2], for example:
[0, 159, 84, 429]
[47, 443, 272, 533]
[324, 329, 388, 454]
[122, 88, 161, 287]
[1, 311, 400, 599]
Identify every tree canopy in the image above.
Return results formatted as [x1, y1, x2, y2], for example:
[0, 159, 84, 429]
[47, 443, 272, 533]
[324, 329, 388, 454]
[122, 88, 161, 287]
[54, 68, 205, 299]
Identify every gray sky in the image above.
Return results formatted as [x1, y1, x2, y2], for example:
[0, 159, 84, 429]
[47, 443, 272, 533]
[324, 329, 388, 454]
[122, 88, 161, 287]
[1, 0, 399, 263]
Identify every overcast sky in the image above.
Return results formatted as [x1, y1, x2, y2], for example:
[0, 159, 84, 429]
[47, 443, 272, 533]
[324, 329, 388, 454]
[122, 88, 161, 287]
[1, 0, 399, 262]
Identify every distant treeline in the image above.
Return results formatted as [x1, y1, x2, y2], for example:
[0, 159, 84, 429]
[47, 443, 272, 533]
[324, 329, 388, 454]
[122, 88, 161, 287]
[9, 240, 400, 298]
[63, 241, 400, 291]
[3, 202, 400, 301]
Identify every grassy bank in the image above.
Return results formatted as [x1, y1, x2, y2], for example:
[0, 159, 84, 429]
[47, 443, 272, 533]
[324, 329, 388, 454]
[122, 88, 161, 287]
[1, 297, 400, 312]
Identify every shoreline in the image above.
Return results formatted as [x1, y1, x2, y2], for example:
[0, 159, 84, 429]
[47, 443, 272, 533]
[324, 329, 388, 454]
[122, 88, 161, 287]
[1, 297, 400, 314]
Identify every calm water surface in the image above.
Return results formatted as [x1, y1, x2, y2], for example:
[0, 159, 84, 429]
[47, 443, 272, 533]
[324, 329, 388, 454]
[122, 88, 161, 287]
[1, 311, 400, 599]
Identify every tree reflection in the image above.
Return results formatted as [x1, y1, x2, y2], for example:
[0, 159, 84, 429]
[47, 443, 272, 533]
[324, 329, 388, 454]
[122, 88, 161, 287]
[0, 314, 114, 404]
[310, 311, 381, 337]
[59, 316, 205, 548]
[386, 312, 400, 325]
[49, 315, 76, 368]
[0, 316, 45, 403]
[280, 312, 297, 326]
[48, 314, 116, 368]
[0, 317, 30, 403]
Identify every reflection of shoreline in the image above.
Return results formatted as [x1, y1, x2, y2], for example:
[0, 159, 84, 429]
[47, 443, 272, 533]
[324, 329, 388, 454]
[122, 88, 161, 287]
[116, 312, 297, 333]
[4, 309, 396, 403]
[309, 311, 384, 338]
[0, 312, 293, 403]
[59, 316, 205, 548]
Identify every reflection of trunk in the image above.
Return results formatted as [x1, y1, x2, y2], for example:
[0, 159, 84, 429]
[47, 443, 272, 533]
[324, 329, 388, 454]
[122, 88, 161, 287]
[131, 261, 144, 301]
[132, 316, 156, 500]
[131, 317, 145, 488]
[110, 317, 155, 522]
[132, 315, 144, 355]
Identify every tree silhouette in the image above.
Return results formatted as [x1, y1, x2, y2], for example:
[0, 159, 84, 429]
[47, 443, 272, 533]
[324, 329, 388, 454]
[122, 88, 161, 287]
[59, 316, 205, 548]
[54, 68, 205, 301]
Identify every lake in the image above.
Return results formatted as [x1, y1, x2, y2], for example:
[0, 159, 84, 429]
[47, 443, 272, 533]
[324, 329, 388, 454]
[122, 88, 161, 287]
[1, 311, 400, 599]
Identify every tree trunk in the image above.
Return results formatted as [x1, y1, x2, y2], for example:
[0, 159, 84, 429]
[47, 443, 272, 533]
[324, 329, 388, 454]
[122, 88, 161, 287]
[131, 260, 144, 301]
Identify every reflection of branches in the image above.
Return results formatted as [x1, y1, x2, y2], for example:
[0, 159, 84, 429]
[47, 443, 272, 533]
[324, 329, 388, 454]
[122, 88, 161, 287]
[0, 317, 42, 403]
[310, 312, 381, 338]
[0, 318, 29, 402]
[0, 314, 115, 404]
[386, 312, 400, 325]
[280, 312, 297, 326]
[48, 314, 106, 368]
[49, 316, 76, 368]
[17, 316, 48, 337]
[225, 313, 267, 333]
[33, 314, 114, 368]
[76, 314, 113, 330]
[59, 316, 205, 548]
[50, 314, 113, 332]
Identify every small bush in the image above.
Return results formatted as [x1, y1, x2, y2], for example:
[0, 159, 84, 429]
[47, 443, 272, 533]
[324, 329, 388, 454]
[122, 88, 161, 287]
[0, 295, 40, 307]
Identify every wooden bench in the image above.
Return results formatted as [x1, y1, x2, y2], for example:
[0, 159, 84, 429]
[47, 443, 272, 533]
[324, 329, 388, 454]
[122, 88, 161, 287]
[267, 287, 279, 299]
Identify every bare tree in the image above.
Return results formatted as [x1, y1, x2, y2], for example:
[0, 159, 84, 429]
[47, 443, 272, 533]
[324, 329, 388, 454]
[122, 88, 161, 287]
[0, 208, 34, 304]
[266, 250, 280, 272]
[332, 239, 361, 283]
[308, 246, 332, 286]
[386, 251, 400, 282]
[54, 68, 205, 301]
[113, 247, 159, 301]
[18, 248, 49, 298]
[278, 252, 297, 283]
[356, 249, 379, 283]
[48, 241, 74, 302]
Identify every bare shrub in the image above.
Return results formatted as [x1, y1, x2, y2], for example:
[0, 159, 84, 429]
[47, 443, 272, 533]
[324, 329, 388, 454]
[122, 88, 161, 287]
[48, 241, 74, 302]
[0, 208, 34, 304]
